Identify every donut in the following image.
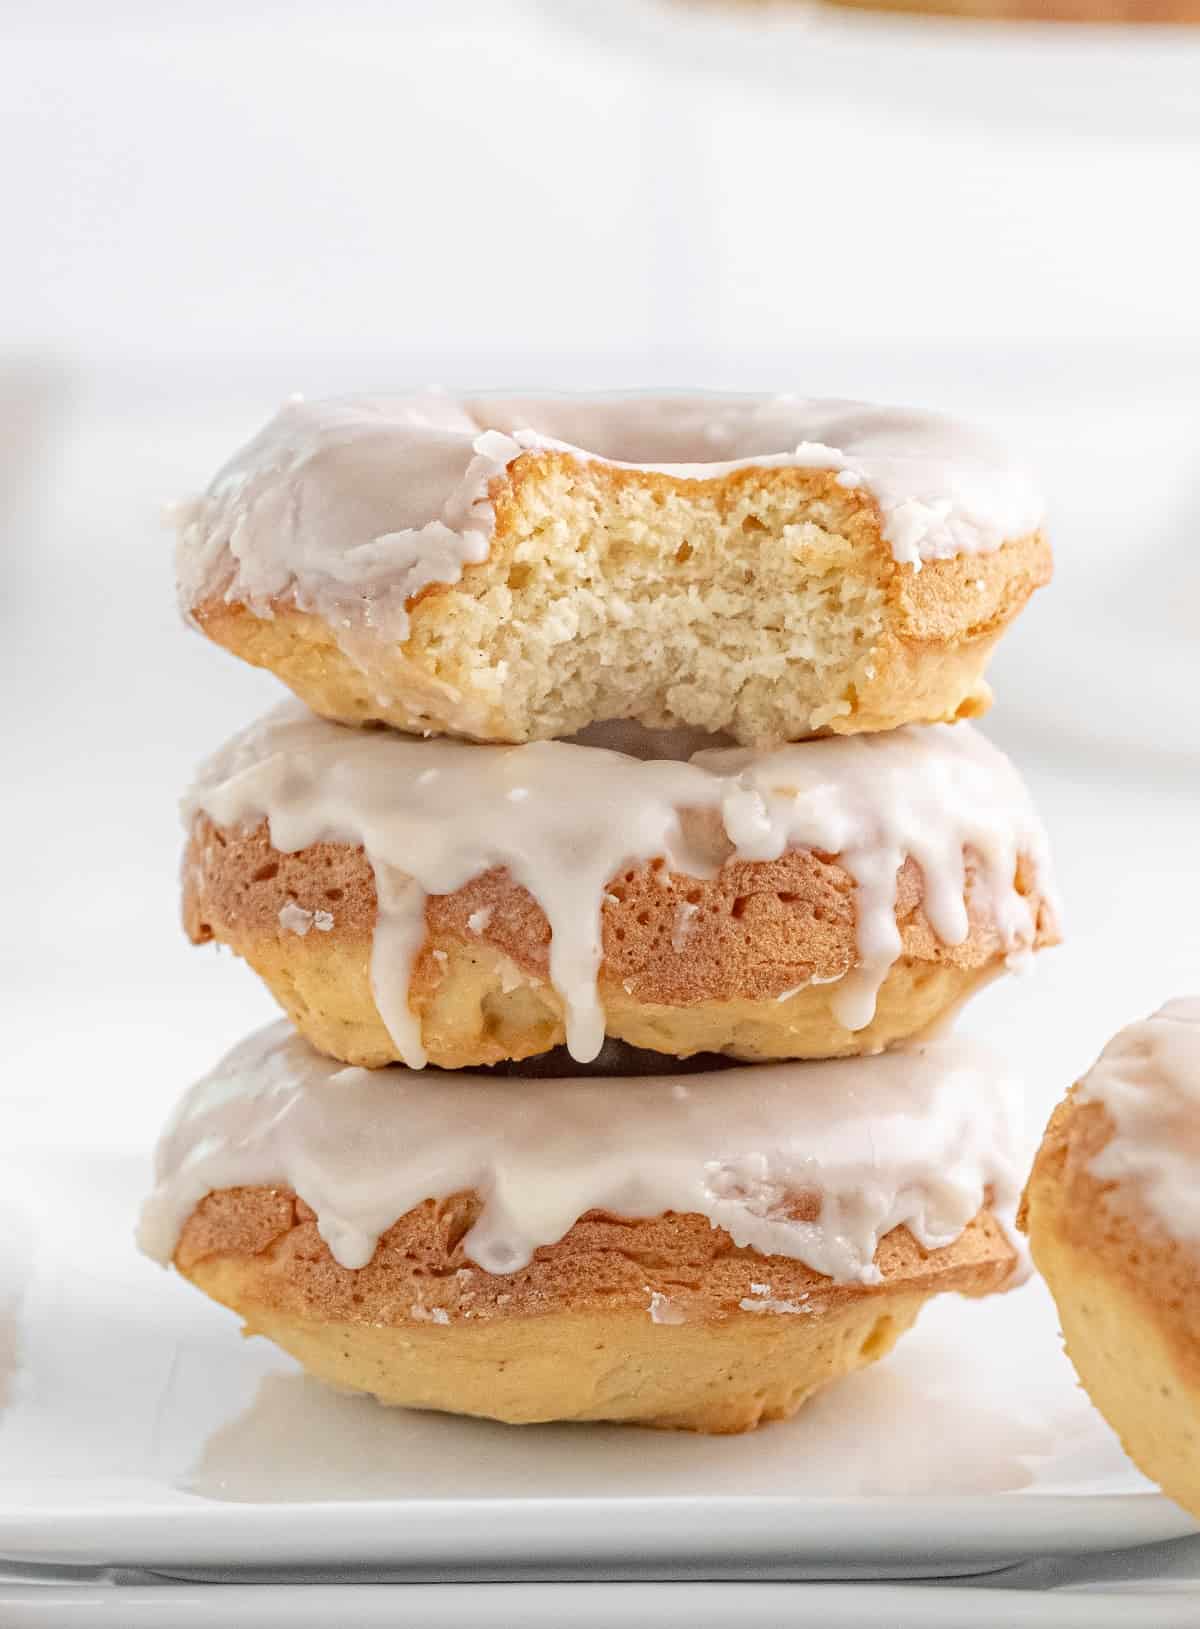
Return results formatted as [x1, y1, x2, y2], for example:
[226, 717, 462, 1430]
[140, 1025, 1025, 1432]
[824, 0, 1200, 21]
[182, 707, 1059, 1069]
[1020, 999, 1200, 1517]
[174, 393, 1051, 747]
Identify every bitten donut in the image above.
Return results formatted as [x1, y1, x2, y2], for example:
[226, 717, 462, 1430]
[140, 1026, 1024, 1433]
[1021, 999, 1200, 1519]
[175, 393, 1051, 746]
[182, 707, 1059, 1070]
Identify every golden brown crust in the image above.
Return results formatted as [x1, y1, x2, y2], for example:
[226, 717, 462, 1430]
[1022, 1088, 1200, 1514]
[191, 449, 1051, 746]
[830, 527, 1050, 734]
[177, 1189, 1015, 1431]
[183, 816, 1058, 1067]
[825, 0, 1200, 19]
[178, 1186, 1015, 1327]
[1022, 1089, 1200, 1386]
[191, 1270, 929, 1432]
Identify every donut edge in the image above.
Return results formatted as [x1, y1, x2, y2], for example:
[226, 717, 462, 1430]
[178, 1194, 1018, 1432]
[1021, 1092, 1200, 1519]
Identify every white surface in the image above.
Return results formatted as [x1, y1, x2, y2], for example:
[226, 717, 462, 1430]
[3, 1, 1200, 373]
[7, 1575, 1200, 1629]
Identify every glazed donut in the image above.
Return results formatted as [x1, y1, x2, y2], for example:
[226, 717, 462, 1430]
[140, 1025, 1024, 1433]
[175, 393, 1051, 747]
[1021, 999, 1200, 1518]
[182, 707, 1059, 1069]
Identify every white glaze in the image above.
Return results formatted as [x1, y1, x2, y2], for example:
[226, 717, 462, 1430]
[137, 1022, 1025, 1287]
[278, 902, 333, 936]
[1079, 998, 1200, 1241]
[740, 1294, 811, 1316]
[647, 1290, 687, 1325]
[175, 392, 1044, 644]
[184, 705, 1057, 1067]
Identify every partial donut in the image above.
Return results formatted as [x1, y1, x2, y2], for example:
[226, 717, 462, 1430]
[182, 709, 1060, 1069]
[175, 394, 1051, 747]
[140, 1026, 1025, 1432]
[1020, 999, 1200, 1519]
[824, 0, 1200, 20]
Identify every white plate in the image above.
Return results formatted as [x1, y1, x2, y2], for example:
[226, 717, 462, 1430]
[0, 1137, 1193, 1579]
[6, 1577, 1200, 1629]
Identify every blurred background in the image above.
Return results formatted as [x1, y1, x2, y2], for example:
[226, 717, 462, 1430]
[2, 0, 1198, 1142]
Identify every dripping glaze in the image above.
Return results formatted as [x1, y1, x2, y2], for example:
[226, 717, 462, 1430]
[139, 1023, 1027, 1287]
[183, 707, 1058, 1067]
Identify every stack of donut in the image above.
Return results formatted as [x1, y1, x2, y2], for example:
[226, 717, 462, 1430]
[140, 392, 1060, 1431]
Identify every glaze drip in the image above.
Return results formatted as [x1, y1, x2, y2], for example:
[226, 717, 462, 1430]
[184, 707, 1057, 1067]
[138, 1023, 1026, 1286]
[1079, 998, 1200, 1241]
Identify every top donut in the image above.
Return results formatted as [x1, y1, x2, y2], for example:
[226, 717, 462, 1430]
[175, 392, 1051, 745]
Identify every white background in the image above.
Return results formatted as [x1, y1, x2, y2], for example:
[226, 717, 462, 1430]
[7, 0, 1200, 363]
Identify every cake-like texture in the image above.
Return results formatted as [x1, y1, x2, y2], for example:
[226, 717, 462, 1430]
[180, 1202, 1013, 1432]
[182, 709, 1059, 1069]
[1020, 998, 1200, 1518]
[176, 394, 1050, 746]
[141, 1026, 1024, 1432]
